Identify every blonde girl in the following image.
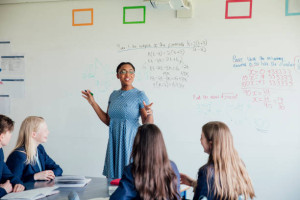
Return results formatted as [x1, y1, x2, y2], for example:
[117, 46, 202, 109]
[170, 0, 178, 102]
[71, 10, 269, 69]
[180, 121, 255, 200]
[6, 116, 62, 182]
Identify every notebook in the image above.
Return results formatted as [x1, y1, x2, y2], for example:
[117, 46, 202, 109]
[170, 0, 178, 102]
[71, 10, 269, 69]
[1, 186, 59, 200]
[55, 175, 91, 187]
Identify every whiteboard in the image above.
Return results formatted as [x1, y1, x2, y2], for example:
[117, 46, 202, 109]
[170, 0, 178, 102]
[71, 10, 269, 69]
[0, 0, 300, 199]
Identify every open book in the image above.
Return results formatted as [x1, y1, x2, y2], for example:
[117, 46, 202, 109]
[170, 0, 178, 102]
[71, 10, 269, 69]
[55, 175, 91, 187]
[1, 186, 59, 200]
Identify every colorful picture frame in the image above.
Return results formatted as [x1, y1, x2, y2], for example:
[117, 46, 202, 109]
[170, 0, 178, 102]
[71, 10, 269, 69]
[123, 6, 146, 24]
[72, 8, 93, 26]
[225, 0, 252, 19]
[285, 0, 300, 16]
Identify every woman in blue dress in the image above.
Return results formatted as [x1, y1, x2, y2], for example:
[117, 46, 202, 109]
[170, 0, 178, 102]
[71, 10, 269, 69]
[82, 62, 154, 179]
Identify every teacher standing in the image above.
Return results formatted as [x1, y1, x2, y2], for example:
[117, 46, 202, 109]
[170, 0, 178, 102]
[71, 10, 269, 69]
[82, 62, 154, 179]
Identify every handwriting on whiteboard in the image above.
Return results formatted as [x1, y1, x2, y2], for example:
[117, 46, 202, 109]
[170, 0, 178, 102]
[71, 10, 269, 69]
[233, 55, 297, 110]
[118, 40, 207, 89]
[232, 55, 295, 68]
[117, 40, 207, 52]
[145, 49, 189, 88]
[193, 93, 238, 100]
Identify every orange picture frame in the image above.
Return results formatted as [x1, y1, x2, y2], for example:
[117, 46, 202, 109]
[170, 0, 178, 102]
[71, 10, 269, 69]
[72, 8, 93, 26]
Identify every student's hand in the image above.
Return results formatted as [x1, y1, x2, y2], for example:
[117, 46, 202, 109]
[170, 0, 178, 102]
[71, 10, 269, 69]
[13, 184, 25, 192]
[180, 173, 195, 187]
[82, 89, 95, 105]
[0, 180, 13, 193]
[143, 101, 153, 116]
[34, 170, 55, 181]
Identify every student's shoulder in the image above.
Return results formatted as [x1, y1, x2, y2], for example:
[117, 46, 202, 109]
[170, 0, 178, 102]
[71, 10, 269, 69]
[198, 164, 214, 177]
[123, 164, 133, 174]
[37, 144, 45, 151]
[8, 147, 26, 160]
[0, 148, 4, 161]
[37, 144, 47, 155]
[200, 163, 213, 170]
[122, 164, 134, 181]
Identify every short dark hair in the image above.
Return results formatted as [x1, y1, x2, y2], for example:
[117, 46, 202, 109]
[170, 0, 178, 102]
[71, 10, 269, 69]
[116, 62, 135, 73]
[0, 115, 14, 134]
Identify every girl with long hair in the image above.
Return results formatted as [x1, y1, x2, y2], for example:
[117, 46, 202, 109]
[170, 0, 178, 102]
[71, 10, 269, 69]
[110, 124, 180, 200]
[6, 116, 62, 182]
[180, 121, 255, 200]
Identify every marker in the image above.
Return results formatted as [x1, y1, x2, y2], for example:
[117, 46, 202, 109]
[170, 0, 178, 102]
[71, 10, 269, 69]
[85, 90, 93, 96]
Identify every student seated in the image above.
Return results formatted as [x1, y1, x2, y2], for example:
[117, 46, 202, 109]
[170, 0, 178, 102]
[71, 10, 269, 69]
[110, 124, 180, 200]
[180, 121, 255, 200]
[6, 116, 63, 183]
[0, 115, 24, 197]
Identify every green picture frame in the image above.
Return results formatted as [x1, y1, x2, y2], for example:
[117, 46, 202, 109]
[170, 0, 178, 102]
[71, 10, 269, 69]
[123, 6, 146, 24]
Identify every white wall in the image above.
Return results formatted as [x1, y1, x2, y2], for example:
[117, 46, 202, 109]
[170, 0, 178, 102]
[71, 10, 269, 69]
[0, 0, 300, 199]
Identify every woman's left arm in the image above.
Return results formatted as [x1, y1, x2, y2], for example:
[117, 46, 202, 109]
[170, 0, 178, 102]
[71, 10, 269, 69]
[140, 101, 154, 124]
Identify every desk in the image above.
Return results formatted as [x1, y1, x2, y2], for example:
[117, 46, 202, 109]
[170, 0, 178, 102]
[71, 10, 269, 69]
[23, 177, 189, 200]
[24, 177, 109, 200]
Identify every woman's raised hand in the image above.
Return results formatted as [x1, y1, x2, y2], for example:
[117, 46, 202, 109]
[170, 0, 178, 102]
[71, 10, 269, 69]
[82, 89, 95, 105]
[143, 101, 153, 116]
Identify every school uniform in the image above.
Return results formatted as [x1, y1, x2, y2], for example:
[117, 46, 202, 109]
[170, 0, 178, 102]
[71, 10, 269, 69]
[110, 161, 181, 200]
[6, 144, 63, 183]
[193, 164, 227, 200]
[0, 148, 22, 197]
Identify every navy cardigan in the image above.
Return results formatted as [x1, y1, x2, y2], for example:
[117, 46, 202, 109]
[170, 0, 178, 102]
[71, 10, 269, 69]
[110, 161, 181, 200]
[6, 144, 63, 183]
[0, 148, 22, 197]
[193, 164, 229, 200]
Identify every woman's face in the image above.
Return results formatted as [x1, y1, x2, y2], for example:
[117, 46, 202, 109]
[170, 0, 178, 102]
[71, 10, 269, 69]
[33, 122, 49, 144]
[117, 64, 135, 86]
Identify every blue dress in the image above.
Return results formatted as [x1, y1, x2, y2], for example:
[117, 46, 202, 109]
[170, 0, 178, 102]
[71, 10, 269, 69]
[103, 88, 149, 179]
